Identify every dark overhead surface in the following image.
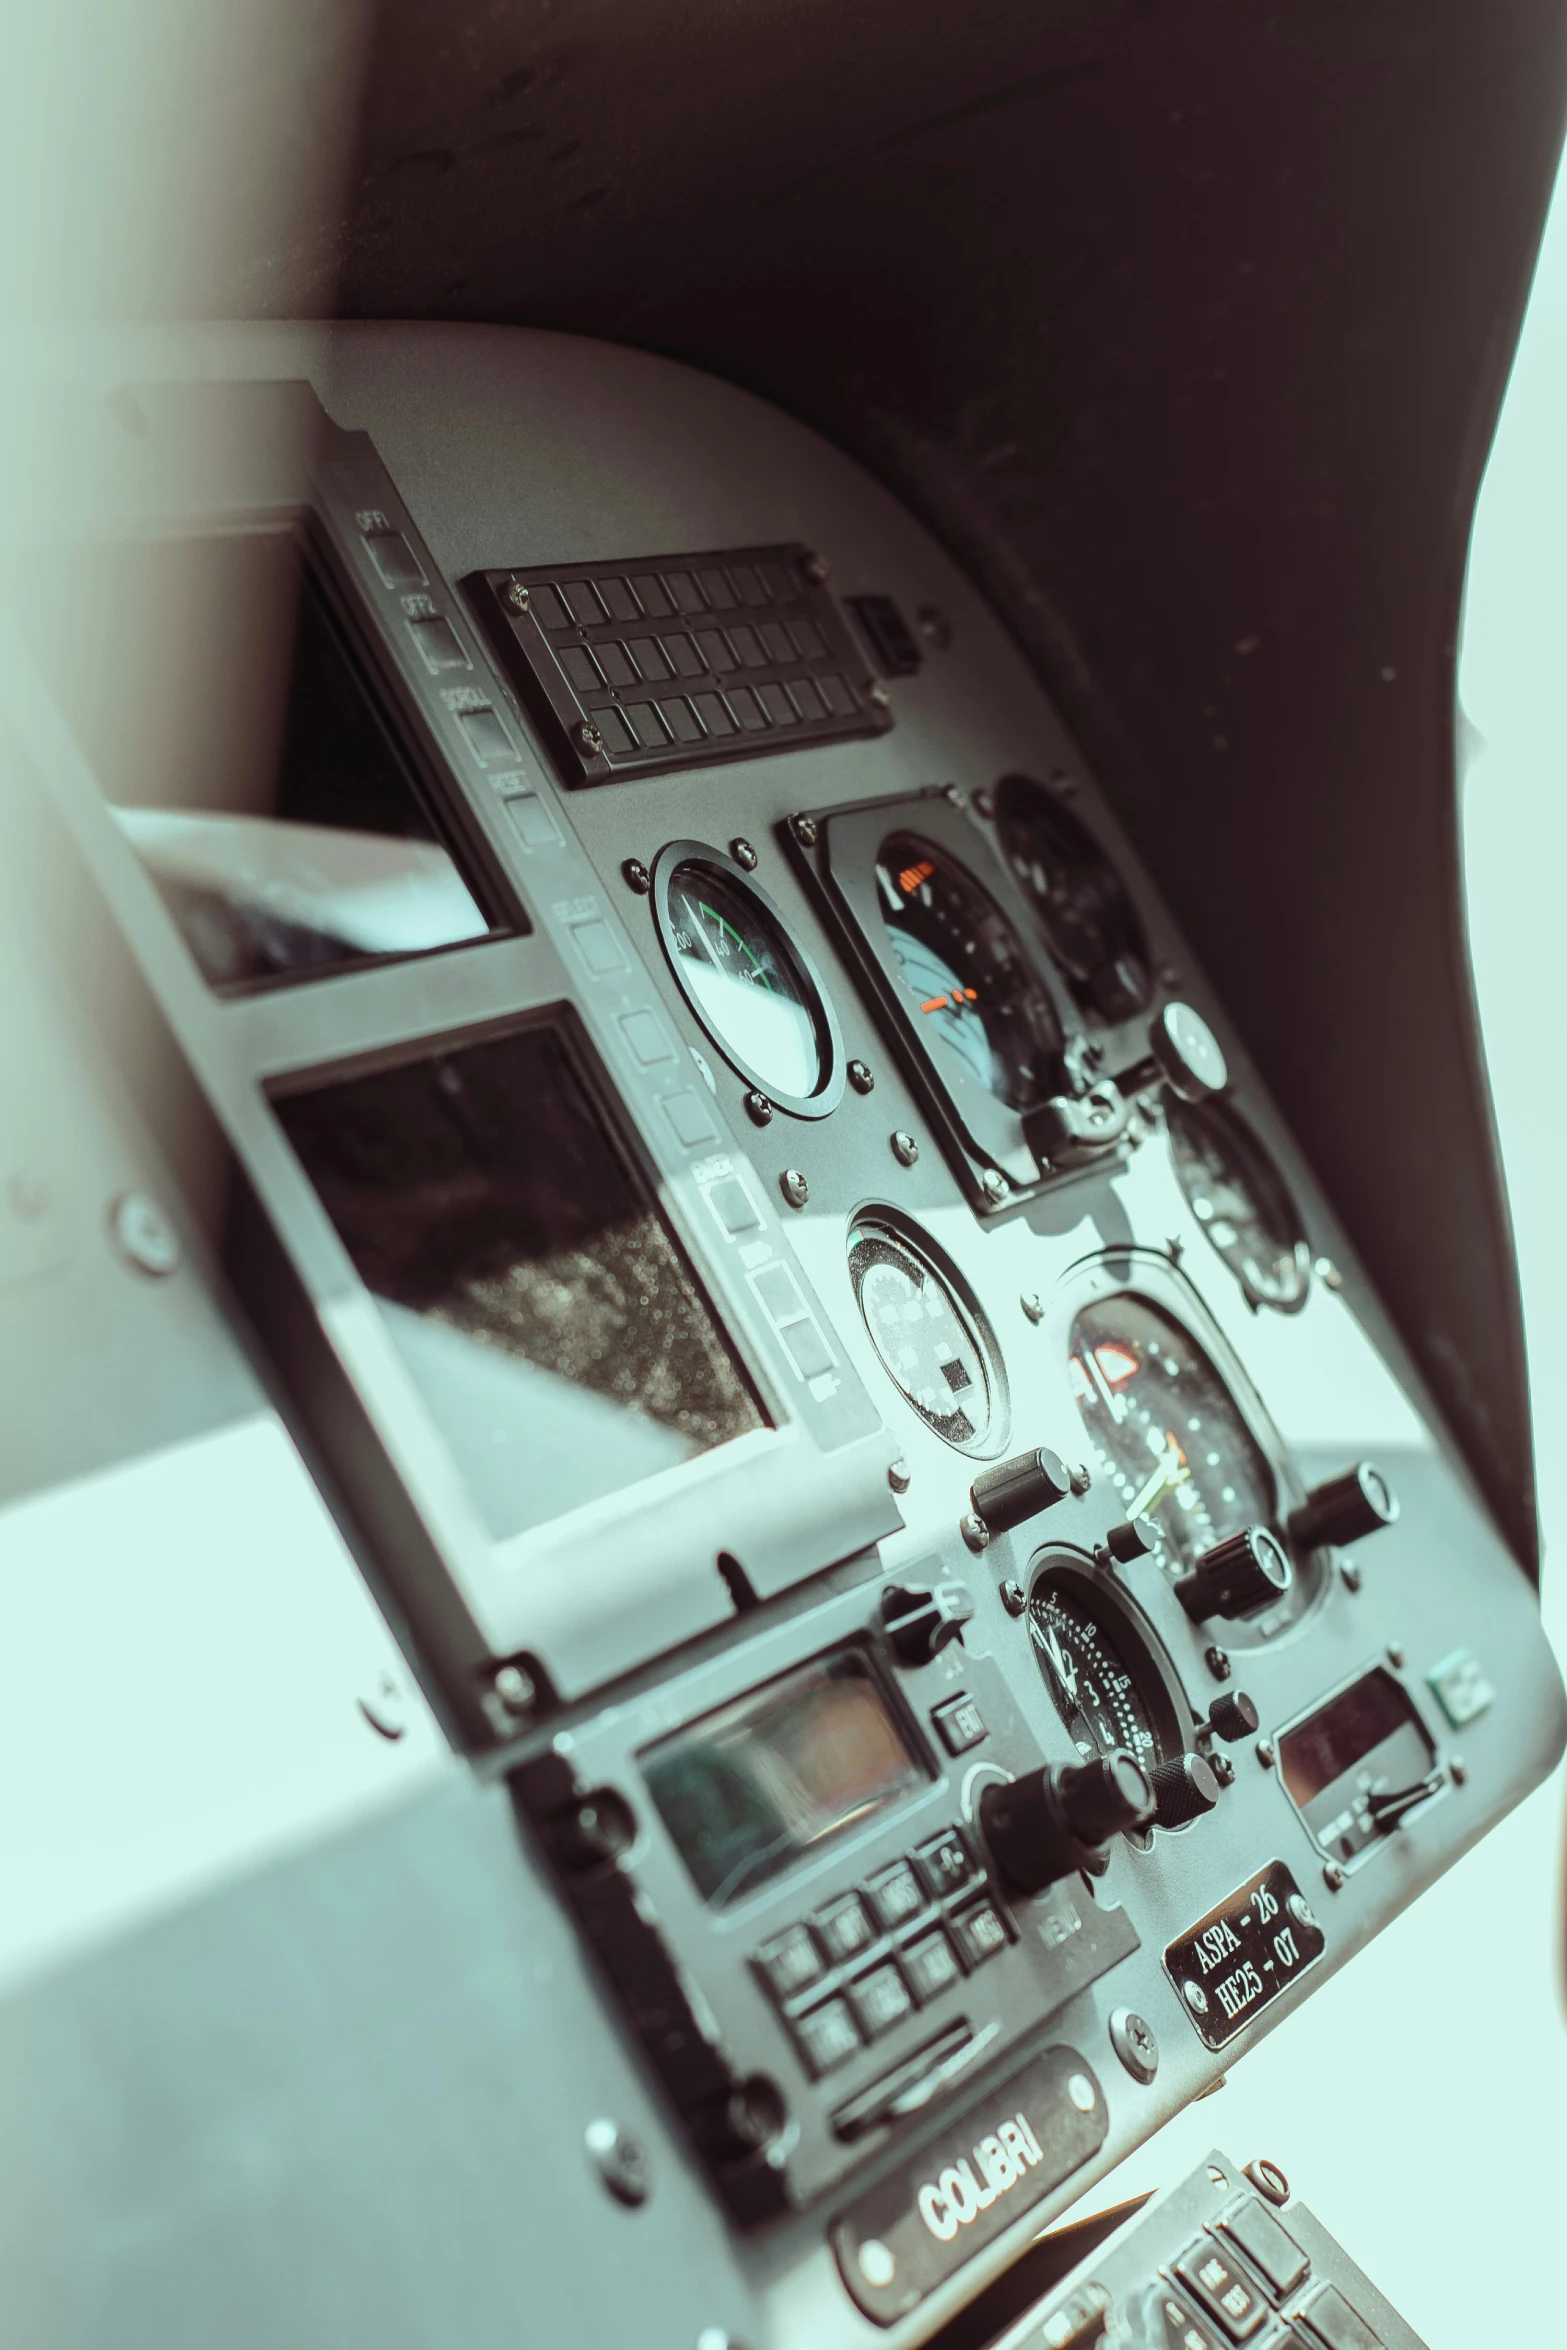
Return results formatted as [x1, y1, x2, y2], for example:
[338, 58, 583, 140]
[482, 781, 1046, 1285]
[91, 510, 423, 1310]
[327, 0, 1567, 1574]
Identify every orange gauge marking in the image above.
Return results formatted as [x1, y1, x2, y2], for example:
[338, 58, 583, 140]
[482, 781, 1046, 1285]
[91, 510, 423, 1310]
[920, 995, 949, 1012]
[1093, 1342, 1140, 1388]
[898, 859, 935, 895]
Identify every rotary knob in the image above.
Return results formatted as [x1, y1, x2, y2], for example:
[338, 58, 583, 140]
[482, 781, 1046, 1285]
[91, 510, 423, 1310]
[1288, 1462, 1400, 1551]
[1117, 1002, 1230, 1104]
[1148, 1752, 1222, 1828]
[969, 1446, 1073, 1536]
[1173, 1525, 1292, 1621]
[1098, 1514, 1159, 1568]
[881, 1580, 975, 1666]
[1206, 1689, 1261, 1743]
[979, 1751, 1156, 1895]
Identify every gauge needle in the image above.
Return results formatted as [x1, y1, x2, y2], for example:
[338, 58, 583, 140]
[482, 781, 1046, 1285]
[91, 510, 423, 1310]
[1125, 1437, 1190, 1522]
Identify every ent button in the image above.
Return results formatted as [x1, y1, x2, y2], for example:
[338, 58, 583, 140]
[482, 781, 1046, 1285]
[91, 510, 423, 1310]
[932, 1692, 988, 1754]
[1172, 2240, 1268, 2340]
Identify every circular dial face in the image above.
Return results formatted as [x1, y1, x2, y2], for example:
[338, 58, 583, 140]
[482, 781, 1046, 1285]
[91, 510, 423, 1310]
[875, 834, 1061, 1112]
[847, 1220, 998, 1452]
[1028, 1578, 1168, 1769]
[994, 780, 1151, 1020]
[1067, 1294, 1275, 1569]
[664, 861, 827, 1101]
[1167, 1098, 1310, 1310]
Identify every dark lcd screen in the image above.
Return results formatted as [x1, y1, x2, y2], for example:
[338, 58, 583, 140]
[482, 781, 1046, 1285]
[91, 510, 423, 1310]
[273, 1023, 765, 1540]
[1280, 1670, 1423, 1807]
[643, 1652, 929, 1908]
[70, 531, 497, 989]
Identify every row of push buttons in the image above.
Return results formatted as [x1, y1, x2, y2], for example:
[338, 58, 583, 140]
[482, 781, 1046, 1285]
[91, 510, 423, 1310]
[1166, 2194, 1382, 2349]
[754, 1826, 1010, 2080]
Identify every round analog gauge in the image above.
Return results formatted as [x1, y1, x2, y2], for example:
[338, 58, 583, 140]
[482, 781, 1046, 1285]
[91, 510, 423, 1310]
[1067, 1293, 1275, 1570]
[993, 778, 1151, 1021]
[658, 855, 839, 1111]
[1027, 1575, 1173, 1771]
[1167, 1097, 1311, 1312]
[847, 1219, 1002, 1453]
[875, 834, 1062, 1113]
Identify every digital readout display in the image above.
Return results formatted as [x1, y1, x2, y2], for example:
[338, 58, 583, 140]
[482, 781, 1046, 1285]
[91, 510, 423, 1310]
[643, 1652, 929, 1908]
[1279, 1669, 1425, 1807]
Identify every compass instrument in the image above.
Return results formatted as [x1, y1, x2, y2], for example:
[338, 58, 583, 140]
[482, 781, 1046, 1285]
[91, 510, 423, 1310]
[1067, 1292, 1275, 1571]
[847, 1217, 1002, 1453]
[1168, 1095, 1312, 1311]
[993, 776, 1151, 1021]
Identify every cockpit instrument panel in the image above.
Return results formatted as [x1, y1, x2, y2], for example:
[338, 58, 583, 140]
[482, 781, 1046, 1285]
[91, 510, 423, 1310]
[1168, 1094, 1313, 1312]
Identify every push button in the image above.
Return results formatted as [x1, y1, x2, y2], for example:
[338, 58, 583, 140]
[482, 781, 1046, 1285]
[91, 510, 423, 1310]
[756, 1923, 822, 2002]
[848, 1962, 914, 2040]
[1172, 2240, 1267, 2339]
[902, 1930, 961, 2004]
[1217, 2196, 1309, 2297]
[950, 1899, 1008, 1968]
[914, 1826, 979, 1900]
[1295, 2287, 1383, 2350]
[1152, 2295, 1224, 2350]
[932, 1693, 988, 1755]
[865, 1860, 926, 1931]
[791, 1996, 861, 2078]
[815, 1894, 875, 1966]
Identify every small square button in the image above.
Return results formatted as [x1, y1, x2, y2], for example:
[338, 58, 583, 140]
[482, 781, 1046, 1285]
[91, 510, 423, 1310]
[363, 531, 425, 590]
[706, 1177, 762, 1235]
[408, 616, 469, 672]
[791, 1996, 861, 2078]
[756, 1923, 823, 2002]
[663, 1090, 720, 1149]
[1295, 2288, 1382, 2350]
[457, 707, 516, 766]
[950, 1900, 1008, 1969]
[779, 1319, 835, 1380]
[501, 792, 561, 850]
[620, 1010, 675, 1067]
[570, 920, 627, 976]
[914, 1827, 979, 1900]
[932, 1694, 988, 1755]
[1151, 2295, 1224, 2350]
[847, 1962, 913, 2040]
[1173, 2242, 1267, 2340]
[815, 1894, 875, 1966]
[865, 1861, 926, 1932]
[903, 1930, 961, 2005]
[1217, 2198, 1309, 2298]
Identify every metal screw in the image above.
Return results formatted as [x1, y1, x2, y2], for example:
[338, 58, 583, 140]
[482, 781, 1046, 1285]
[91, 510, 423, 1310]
[1322, 1860, 1347, 1892]
[1339, 1557, 1363, 1593]
[1205, 1645, 1232, 1682]
[1020, 1290, 1045, 1324]
[959, 1512, 990, 1554]
[999, 1579, 1027, 1617]
[744, 1090, 773, 1126]
[1182, 1978, 1210, 2015]
[979, 1168, 1009, 1204]
[109, 1192, 181, 1278]
[1450, 1754, 1468, 1786]
[973, 786, 995, 820]
[730, 837, 758, 870]
[1209, 1753, 1236, 1788]
[891, 1130, 920, 1167]
[503, 580, 531, 614]
[800, 552, 829, 585]
[621, 858, 651, 894]
[1069, 1462, 1093, 1497]
[779, 1169, 809, 1210]
[1387, 1642, 1406, 1670]
[1244, 2158, 1290, 2207]
[1256, 1738, 1276, 1770]
[578, 720, 605, 754]
[1316, 1256, 1344, 1292]
[789, 812, 819, 849]
[493, 1661, 537, 1715]
[1166, 1234, 1185, 1265]
[888, 1459, 912, 1494]
[942, 782, 965, 807]
[1288, 1892, 1319, 1931]
[847, 1059, 875, 1094]
[867, 681, 892, 711]
[1108, 2007, 1159, 2084]
[584, 2118, 650, 2208]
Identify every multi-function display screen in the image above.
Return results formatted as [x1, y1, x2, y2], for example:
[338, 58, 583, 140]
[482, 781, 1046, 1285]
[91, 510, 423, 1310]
[643, 1651, 929, 1908]
[1279, 1669, 1428, 1807]
[273, 1022, 765, 1540]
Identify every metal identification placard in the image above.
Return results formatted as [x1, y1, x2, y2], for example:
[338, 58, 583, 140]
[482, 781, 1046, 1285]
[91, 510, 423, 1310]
[830, 2045, 1108, 2323]
[1164, 1861, 1326, 2050]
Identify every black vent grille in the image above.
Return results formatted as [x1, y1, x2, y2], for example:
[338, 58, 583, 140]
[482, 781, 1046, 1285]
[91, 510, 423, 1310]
[466, 544, 892, 787]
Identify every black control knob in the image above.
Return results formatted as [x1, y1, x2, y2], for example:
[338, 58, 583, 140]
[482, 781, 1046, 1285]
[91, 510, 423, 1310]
[979, 1751, 1156, 1895]
[1288, 1462, 1400, 1551]
[1099, 1514, 1159, 1567]
[1148, 1752, 1222, 1828]
[1173, 1525, 1292, 1621]
[1117, 1002, 1230, 1105]
[881, 1580, 975, 1665]
[1206, 1689, 1261, 1743]
[970, 1446, 1073, 1536]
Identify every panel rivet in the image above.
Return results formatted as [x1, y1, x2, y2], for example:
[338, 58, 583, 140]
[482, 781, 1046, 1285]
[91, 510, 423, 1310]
[578, 720, 605, 755]
[1109, 2007, 1159, 2084]
[730, 837, 758, 871]
[1450, 1754, 1468, 1785]
[109, 1192, 180, 1278]
[1244, 2158, 1291, 2206]
[973, 786, 995, 819]
[621, 858, 651, 894]
[1386, 1642, 1406, 1670]
[867, 681, 892, 711]
[503, 579, 531, 614]
[1000, 1579, 1027, 1616]
[800, 552, 829, 585]
[1322, 1860, 1347, 1892]
[959, 1513, 989, 1554]
[1255, 1738, 1276, 1770]
[780, 1169, 810, 1210]
[888, 1459, 912, 1494]
[1021, 1291, 1046, 1324]
[584, 2119, 650, 2208]
[891, 1131, 920, 1167]
[789, 813, 819, 849]
[848, 1059, 875, 1094]
[1205, 1645, 1232, 1681]
[744, 1090, 773, 1126]
[1339, 1557, 1363, 1593]
[979, 1168, 1008, 1204]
